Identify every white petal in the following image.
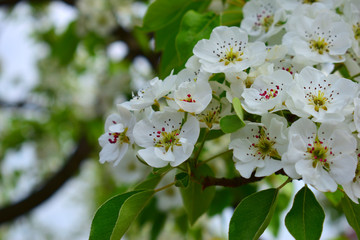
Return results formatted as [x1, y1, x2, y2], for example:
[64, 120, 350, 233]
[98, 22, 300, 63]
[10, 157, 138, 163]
[138, 148, 168, 168]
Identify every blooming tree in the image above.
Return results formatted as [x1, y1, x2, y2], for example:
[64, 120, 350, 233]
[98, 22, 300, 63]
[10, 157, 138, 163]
[90, 0, 360, 239]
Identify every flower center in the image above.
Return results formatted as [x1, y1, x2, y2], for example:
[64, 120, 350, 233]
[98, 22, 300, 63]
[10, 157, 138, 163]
[108, 127, 129, 144]
[199, 107, 221, 129]
[259, 86, 280, 100]
[309, 37, 329, 54]
[261, 15, 274, 33]
[154, 129, 181, 152]
[181, 94, 196, 103]
[308, 90, 328, 112]
[307, 139, 331, 171]
[252, 130, 280, 160]
[219, 47, 243, 65]
[353, 23, 360, 41]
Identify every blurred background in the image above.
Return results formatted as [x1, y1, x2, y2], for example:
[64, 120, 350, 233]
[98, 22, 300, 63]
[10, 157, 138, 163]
[0, 0, 157, 239]
[0, 0, 357, 239]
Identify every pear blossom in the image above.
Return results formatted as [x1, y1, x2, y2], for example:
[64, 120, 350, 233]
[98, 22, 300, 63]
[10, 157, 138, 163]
[343, 0, 360, 57]
[173, 80, 212, 114]
[98, 106, 136, 165]
[122, 74, 176, 110]
[283, 5, 352, 64]
[133, 110, 200, 168]
[197, 98, 231, 129]
[168, 69, 212, 114]
[282, 118, 357, 192]
[240, 0, 287, 41]
[229, 114, 288, 178]
[193, 26, 266, 73]
[343, 160, 360, 203]
[286, 66, 358, 123]
[241, 70, 292, 115]
[345, 50, 360, 80]
[277, 0, 336, 12]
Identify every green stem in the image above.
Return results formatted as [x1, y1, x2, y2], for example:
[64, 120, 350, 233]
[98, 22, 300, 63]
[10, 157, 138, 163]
[176, 166, 187, 172]
[351, 72, 360, 81]
[331, 63, 343, 74]
[193, 128, 210, 167]
[154, 181, 175, 193]
[199, 149, 233, 166]
[277, 177, 292, 190]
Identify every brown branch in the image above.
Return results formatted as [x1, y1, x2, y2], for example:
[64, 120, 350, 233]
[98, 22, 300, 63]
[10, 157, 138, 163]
[201, 169, 290, 189]
[0, 136, 93, 225]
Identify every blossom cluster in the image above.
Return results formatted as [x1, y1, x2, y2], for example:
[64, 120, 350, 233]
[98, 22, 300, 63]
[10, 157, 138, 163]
[99, 0, 360, 203]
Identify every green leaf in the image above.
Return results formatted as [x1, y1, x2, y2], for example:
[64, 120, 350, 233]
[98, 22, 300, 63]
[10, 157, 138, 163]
[208, 188, 232, 216]
[220, 115, 246, 133]
[209, 73, 226, 83]
[52, 21, 79, 65]
[111, 190, 155, 239]
[232, 97, 244, 121]
[180, 164, 216, 225]
[150, 212, 167, 240]
[175, 172, 190, 188]
[285, 186, 325, 240]
[206, 129, 225, 140]
[143, 0, 211, 31]
[341, 195, 360, 238]
[89, 191, 141, 240]
[229, 188, 279, 240]
[221, 5, 243, 26]
[175, 10, 220, 65]
[133, 174, 163, 190]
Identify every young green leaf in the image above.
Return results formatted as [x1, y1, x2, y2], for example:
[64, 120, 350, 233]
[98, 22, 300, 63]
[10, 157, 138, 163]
[285, 186, 325, 240]
[89, 191, 142, 240]
[175, 10, 220, 65]
[110, 190, 155, 239]
[133, 174, 163, 190]
[232, 97, 244, 121]
[220, 115, 246, 133]
[175, 172, 190, 188]
[341, 195, 360, 238]
[180, 164, 216, 225]
[142, 0, 211, 31]
[229, 188, 279, 240]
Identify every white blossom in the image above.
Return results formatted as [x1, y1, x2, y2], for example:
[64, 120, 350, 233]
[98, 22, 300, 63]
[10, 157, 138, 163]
[122, 74, 176, 110]
[133, 111, 200, 167]
[193, 26, 266, 73]
[229, 114, 288, 178]
[283, 5, 352, 64]
[282, 118, 357, 192]
[240, 0, 287, 41]
[98, 105, 136, 165]
[286, 66, 358, 123]
[242, 70, 292, 115]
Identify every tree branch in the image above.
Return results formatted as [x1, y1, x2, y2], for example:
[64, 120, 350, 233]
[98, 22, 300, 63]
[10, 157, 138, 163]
[0, 136, 93, 224]
[201, 169, 290, 189]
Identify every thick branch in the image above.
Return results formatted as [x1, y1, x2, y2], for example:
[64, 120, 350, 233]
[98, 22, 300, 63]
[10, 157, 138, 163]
[0, 136, 93, 224]
[202, 175, 264, 189]
[201, 169, 290, 189]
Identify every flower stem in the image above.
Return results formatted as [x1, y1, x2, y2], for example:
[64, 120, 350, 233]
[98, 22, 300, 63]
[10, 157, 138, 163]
[193, 128, 210, 167]
[154, 181, 175, 193]
[350, 72, 360, 81]
[199, 149, 233, 166]
[277, 177, 292, 190]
